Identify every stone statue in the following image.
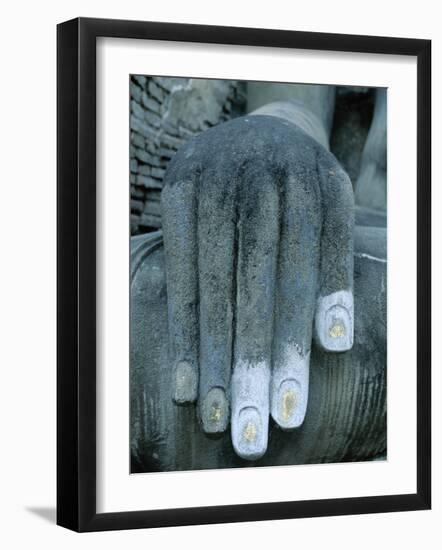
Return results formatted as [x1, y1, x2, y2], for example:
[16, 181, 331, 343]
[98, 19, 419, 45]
[130, 83, 387, 471]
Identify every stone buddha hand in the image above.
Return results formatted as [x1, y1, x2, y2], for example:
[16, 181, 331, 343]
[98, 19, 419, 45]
[161, 101, 355, 460]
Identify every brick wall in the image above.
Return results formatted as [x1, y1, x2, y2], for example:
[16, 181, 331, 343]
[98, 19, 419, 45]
[130, 78, 374, 235]
[130, 76, 246, 234]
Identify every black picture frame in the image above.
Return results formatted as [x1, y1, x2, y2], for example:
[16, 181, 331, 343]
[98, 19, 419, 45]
[57, 17, 431, 532]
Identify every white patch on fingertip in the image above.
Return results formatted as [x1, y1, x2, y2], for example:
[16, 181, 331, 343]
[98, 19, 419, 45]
[231, 360, 270, 461]
[270, 344, 310, 429]
[173, 360, 198, 404]
[315, 290, 354, 352]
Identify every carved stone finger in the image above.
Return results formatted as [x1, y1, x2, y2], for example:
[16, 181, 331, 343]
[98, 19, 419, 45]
[270, 164, 321, 429]
[314, 151, 355, 352]
[197, 167, 236, 434]
[231, 166, 279, 460]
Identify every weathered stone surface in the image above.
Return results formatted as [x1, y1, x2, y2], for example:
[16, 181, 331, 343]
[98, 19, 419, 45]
[143, 200, 161, 216]
[355, 89, 387, 210]
[138, 164, 151, 177]
[158, 147, 175, 159]
[247, 82, 336, 136]
[130, 186, 143, 199]
[130, 116, 158, 141]
[144, 110, 161, 128]
[148, 80, 165, 103]
[160, 134, 184, 150]
[131, 132, 145, 149]
[130, 214, 140, 234]
[130, 219, 386, 472]
[355, 205, 386, 228]
[129, 80, 387, 467]
[129, 77, 378, 235]
[139, 213, 162, 229]
[330, 87, 374, 185]
[136, 175, 163, 189]
[130, 81, 143, 102]
[161, 112, 354, 457]
[129, 76, 246, 234]
[130, 199, 144, 214]
[134, 148, 155, 165]
[142, 92, 161, 114]
[131, 99, 145, 121]
[130, 159, 138, 173]
[132, 74, 147, 87]
[153, 76, 183, 92]
[151, 167, 165, 179]
[149, 190, 162, 201]
[163, 79, 231, 132]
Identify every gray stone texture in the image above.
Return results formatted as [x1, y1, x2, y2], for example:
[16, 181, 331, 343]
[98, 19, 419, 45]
[330, 87, 375, 185]
[128, 81, 388, 469]
[247, 82, 336, 136]
[160, 114, 355, 453]
[130, 79, 378, 236]
[355, 89, 387, 210]
[130, 75, 246, 234]
[130, 213, 386, 472]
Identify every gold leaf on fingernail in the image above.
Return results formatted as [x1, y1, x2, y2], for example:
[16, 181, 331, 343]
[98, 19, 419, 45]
[281, 389, 297, 421]
[243, 422, 257, 442]
[329, 321, 345, 338]
[210, 405, 222, 423]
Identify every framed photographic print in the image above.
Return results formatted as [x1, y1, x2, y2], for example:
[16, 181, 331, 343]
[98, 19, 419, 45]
[57, 17, 431, 532]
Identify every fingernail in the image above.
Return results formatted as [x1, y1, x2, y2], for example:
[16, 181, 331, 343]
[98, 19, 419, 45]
[273, 379, 305, 429]
[232, 407, 267, 460]
[201, 387, 229, 433]
[270, 344, 309, 429]
[315, 290, 354, 352]
[324, 305, 352, 351]
[173, 360, 198, 404]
